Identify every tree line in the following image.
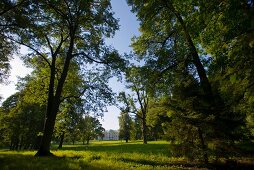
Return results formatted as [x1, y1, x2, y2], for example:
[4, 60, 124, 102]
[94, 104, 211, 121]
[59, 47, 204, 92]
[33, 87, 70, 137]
[1, 0, 254, 163]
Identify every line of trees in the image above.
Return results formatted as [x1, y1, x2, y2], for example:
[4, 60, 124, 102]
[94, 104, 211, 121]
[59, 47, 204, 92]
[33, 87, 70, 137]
[0, 91, 105, 150]
[0, 0, 253, 163]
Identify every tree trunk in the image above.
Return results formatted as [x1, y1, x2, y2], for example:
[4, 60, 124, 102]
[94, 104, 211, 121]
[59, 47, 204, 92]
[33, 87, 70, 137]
[198, 128, 209, 164]
[35, 36, 74, 156]
[125, 138, 128, 143]
[35, 54, 57, 156]
[19, 136, 23, 150]
[10, 140, 13, 150]
[58, 132, 65, 149]
[164, 1, 213, 101]
[142, 116, 147, 144]
[35, 111, 57, 156]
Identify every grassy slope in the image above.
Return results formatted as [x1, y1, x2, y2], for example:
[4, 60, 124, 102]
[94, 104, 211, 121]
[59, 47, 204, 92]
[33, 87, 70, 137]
[0, 140, 254, 170]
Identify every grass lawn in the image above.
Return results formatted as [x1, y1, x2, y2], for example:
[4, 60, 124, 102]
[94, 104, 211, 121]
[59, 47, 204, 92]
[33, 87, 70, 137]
[1, 140, 254, 170]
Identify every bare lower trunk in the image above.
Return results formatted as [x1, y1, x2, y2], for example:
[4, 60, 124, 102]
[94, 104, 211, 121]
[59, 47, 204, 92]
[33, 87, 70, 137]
[198, 128, 208, 164]
[142, 117, 147, 144]
[58, 132, 65, 149]
[35, 55, 57, 156]
[35, 111, 57, 156]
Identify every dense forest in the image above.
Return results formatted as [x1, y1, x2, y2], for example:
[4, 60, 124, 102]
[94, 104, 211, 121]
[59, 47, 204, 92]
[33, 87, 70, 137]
[0, 0, 253, 165]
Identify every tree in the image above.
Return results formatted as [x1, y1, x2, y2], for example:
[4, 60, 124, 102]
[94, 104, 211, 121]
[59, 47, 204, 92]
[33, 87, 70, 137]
[131, 115, 142, 140]
[2, 0, 122, 156]
[54, 101, 82, 148]
[118, 112, 132, 143]
[118, 81, 149, 144]
[0, 92, 45, 150]
[125, 66, 151, 144]
[79, 115, 105, 145]
[0, 93, 20, 147]
[127, 0, 253, 163]
[146, 100, 165, 141]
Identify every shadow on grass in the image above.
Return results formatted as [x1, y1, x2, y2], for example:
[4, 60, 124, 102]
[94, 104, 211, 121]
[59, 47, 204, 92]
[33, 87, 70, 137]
[118, 157, 254, 170]
[0, 153, 116, 170]
[118, 157, 206, 169]
[59, 143, 171, 156]
[237, 141, 254, 156]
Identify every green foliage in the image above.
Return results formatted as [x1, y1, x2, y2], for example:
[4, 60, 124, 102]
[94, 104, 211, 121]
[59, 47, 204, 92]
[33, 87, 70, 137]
[0, 0, 24, 83]
[1, 0, 254, 161]
[0, 92, 45, 149]
[127, 0, 254, 162]
[54, 102, 82, 146]
[79, 116, 105, 145]
[118, 112, 132, 142]
[1, 0, 124, 155]
[119, 66, 152, 144]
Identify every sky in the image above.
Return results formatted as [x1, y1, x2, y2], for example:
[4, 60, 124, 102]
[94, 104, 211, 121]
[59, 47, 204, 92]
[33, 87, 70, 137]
[101, 0, 139, 130]
[0, 0, 140, 130]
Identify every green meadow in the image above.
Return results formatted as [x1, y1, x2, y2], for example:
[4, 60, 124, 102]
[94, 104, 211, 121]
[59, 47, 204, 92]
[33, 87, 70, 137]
[1, 141, 254, 170]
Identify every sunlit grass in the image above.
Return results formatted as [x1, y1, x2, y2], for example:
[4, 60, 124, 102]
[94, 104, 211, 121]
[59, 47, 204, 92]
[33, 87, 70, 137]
[1, 140, 254, 170]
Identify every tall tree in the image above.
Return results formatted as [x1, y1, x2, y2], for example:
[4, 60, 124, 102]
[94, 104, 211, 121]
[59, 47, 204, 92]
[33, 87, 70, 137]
[79, 115, 105, 145]
[2, 0, 121, 156]
[125, 66, 150, 144]
[127, 0, 253, 162]
[118, 112, 132, 143]
[118, 66, 150, 144]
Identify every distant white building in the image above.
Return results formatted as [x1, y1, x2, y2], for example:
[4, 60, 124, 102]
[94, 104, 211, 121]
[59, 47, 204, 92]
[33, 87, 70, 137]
[102, 129, 119, 140]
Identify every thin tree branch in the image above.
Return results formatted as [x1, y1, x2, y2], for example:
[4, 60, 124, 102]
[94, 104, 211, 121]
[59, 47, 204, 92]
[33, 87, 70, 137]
[60, 88, 87, 103]
[63, 0, 73, 25]
[5, 35, 51, 67]
[72, 52, 107, 64]
[0, 0, 26, 16]
[45, 35, 54, 56]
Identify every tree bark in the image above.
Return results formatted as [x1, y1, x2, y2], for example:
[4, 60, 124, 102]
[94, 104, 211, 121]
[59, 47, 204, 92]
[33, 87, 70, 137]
[35, 111, 57, 156]
[198, 128, 209, 164]
[134, 87, 148, 144]
[142, 116, 148, 144]
[58, 131, 65, 149]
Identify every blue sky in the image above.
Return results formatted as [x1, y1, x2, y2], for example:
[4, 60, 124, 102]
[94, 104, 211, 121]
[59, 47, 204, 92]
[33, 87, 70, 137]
[101, 0, 140, 130]
[0, 0, 140, 130]
[106, 0, 139, 53]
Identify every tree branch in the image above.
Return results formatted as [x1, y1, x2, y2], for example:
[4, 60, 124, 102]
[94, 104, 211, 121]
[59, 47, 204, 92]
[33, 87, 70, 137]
[60, 88, 87, 103]
[0, 0, 26, 16]
[72, 52, 108, 64]
[4, 34, 51, 67]
[45, 35, 54, 56]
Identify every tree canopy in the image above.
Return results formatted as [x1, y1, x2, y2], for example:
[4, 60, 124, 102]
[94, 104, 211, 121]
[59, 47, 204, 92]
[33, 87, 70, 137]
[0, 0, 253, 164]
